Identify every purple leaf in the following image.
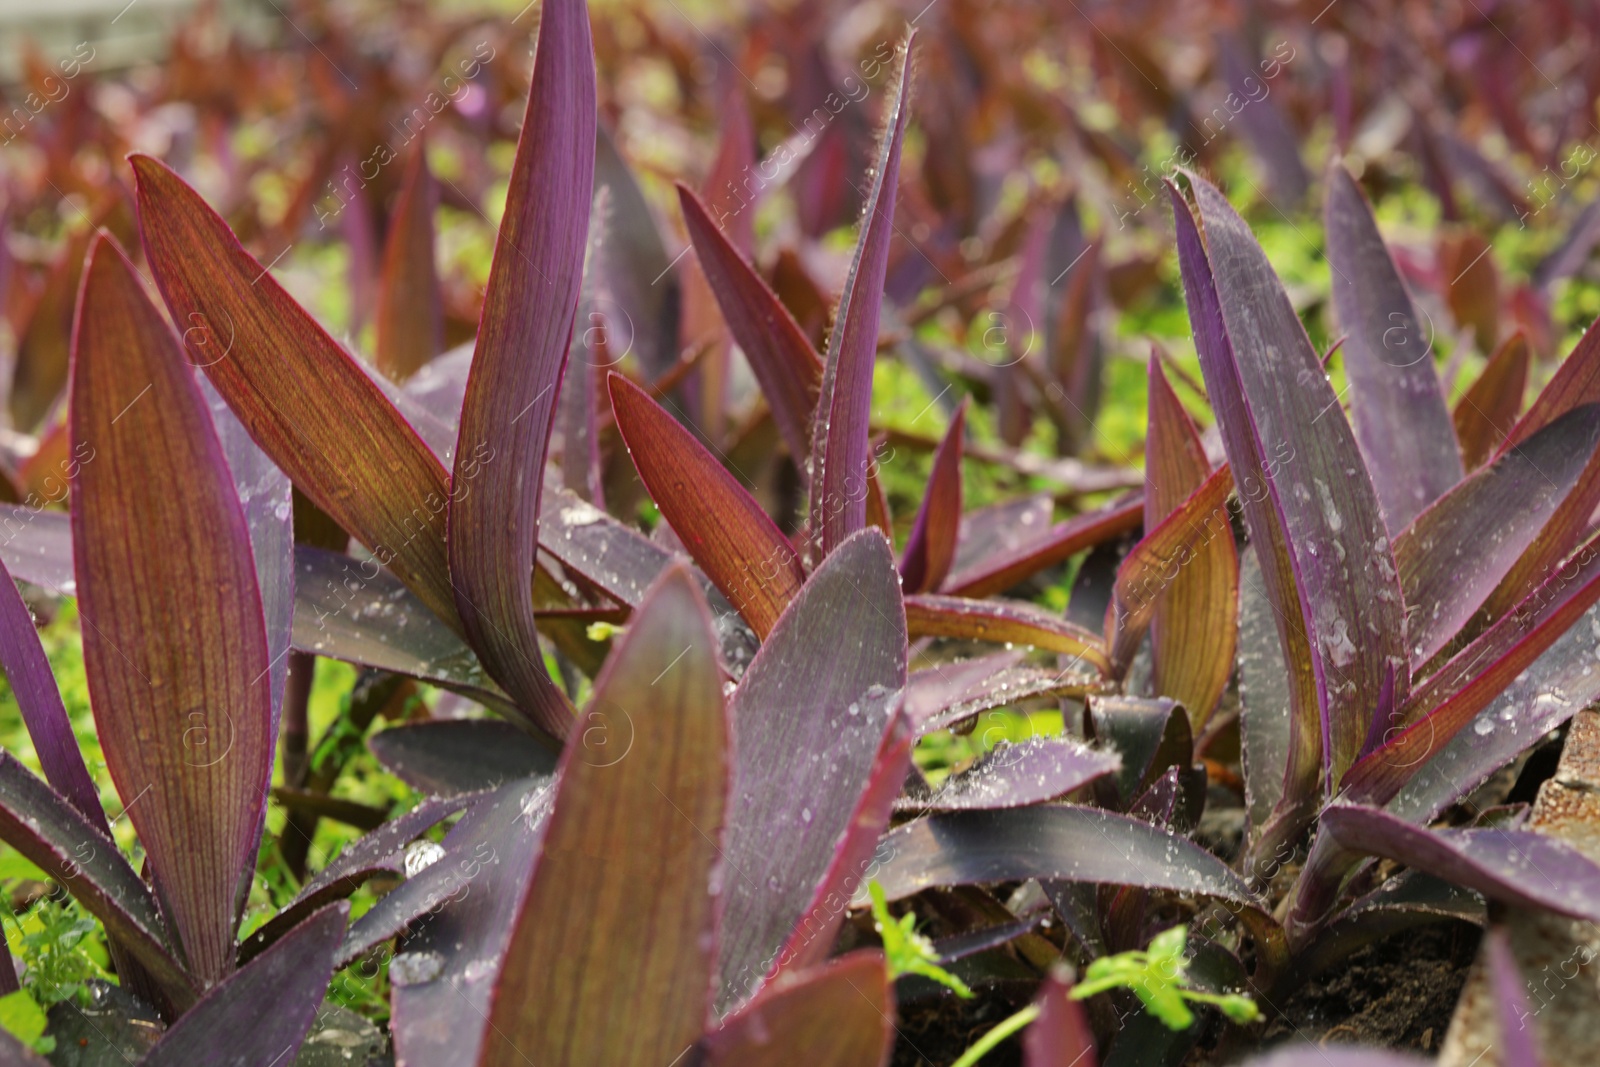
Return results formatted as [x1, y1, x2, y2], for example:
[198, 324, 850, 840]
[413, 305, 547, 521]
[389, 778, 553, 1067]
[944, 497, 1144, 598]
[1023, 969, 1098, 1067]
[237, 793, 471, 965]
[1394, 404, 1600, 667]
[1216, 36, 1311, 204]
[1172, 176, 1407, 797]
[478, 567, 727, 1066]
[900, 398, 966, 593]
[401, 342, 473, 435]
[1321, 804, 1600, 924]
[291, 545, 513, 716]
[902, 651, 1025, 728]
[593, 124, 680, 381]
[899, 736, 1119, 813]
[868, 806, 1284, 970]
[0, 751, 195, 1008]
[559, 190, 608, 506]
[610, 372, 804, 639]
[1232, 1050, 1426, 1067]
[906, 594, 1110, 671]
[717, 529, 906, 1011]
[702, 951, 893, 1066]
[70, 235, 272, 984]
[0, 1028, 49, 1066]
[0, 504, 72, 593]
[539, 487, 680, 608]
[1237, 547, 1292, 840]
[1486, 927, 1544, 1067]
[141, 902, 345, 1067]
[446, 0, 593, 737]
[678, 183, 822, 468]
[950, 493, 1053, 578]
[368, 720, 557, 795]
[1349, 531, 1600, 816]
[0, 557, 102, 827]
[913, 666, 1100, 738]
[809, 37, 915, 559]
[1325, 164, 1463, 529]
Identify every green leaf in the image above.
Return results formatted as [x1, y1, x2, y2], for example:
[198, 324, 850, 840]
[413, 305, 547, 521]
[0, 989, 48, 1050]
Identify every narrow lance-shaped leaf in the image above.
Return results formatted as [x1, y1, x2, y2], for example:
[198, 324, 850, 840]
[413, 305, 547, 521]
[1320, 805, 1600, 925]
[1487, 927, 1544, 1067]
[1144, 356, 1237, 728]
[560, 187, 610, 505]
[1024, 969, 1098, 1067]
[900, 398, 965, 593]
[809, 36, 916, 559]
[1109, 459, 1235, 687]
[1453, 332, 1528, 470]
[374, 139, 444, 382]
[906, 594, 1110, 672]
[1236, 547, 1292, 841]
[678, 184, 821, 469]
[1174, 176, 1408, 791]
[1393, 404, 1600, 667]
[610, 372, 804, 639]
[0, 557, 102, 828]
[446, 0, 594, 737]
[130, 155, 461, 633]
[141, 903, 346, 1067]
[1325, 164, 1463, 529]
[1477, 317, 1600, 624]
[479, 567, 727, 1067]
[703, 951, 894, 1067]
[717, 529, 905, 1011]
[70, 235, 272, 983]
[593, 124, 680, 381]
[944, 496, 1144, 598]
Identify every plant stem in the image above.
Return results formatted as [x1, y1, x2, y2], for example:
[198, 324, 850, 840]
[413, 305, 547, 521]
[948, 1004, 1042, 1067]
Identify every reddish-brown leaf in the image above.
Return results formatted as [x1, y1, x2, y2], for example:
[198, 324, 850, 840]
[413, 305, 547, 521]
[703, 951, 893, 1067]
[374, 140, 444, 382]
[130, 155, 462, 634]
[478, 567, 727, 1067]
[1453, 332, 1528, 470]
[609, 372, 803, 639]
[70, 235, 272, 983]
[900, 398, 965, 593]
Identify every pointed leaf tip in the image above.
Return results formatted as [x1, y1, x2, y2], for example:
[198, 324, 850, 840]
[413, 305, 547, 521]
[446, 0, 595, 737]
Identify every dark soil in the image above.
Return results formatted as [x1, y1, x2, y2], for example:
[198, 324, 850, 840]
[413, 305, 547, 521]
[892, 985, 1032, 1067]
[1253, 923, 1481, 1058]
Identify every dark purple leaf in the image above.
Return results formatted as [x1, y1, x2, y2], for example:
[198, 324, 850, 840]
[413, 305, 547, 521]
[0, 558, 101, 827]
[1394, 404, 1600, 667]
[1320, 804, 1600, 924]
[0, 751, 194, 1007]
[1084, 695, 1190, 809]
[538, 487, 679, 608]
[809, 37, 915, 558]
[899, 736, 1119, 813]
[702, 951, 893, 1067]
[1173, 176, 1407, 799]
[368, 720, 557, 796]
[900, 398, 966, 594]
[71, 235, 272, 984]
[478, 567, 726, 1066]
[141, 903, 345, 1067]
[950, 493, 1053, 578]
[944, 497, 1145, 598]
[559, 189, 608, 506]
[593, 123, 679, 381]
[1349, 531, 1600, 816]
[400, 343, 473, 435]
[610, 372, 804, 639]
[1216, 35, 1311, 204]
[869, 806, 1283, 970]
[1325, 164, 1462, 529]
[913, 666, 1102, 738]
[446, 0, 593, 737]
[291, 545, 511, 715]
[678, 184, 822, 467]
[718, 529, 906, 1011]
[1232, 1048, 1426, 1066]
[902, 651, 1025, 729]
[238, 794, 471, 965]
[1236, 546, 1292, 840]
[388, 778, 553, 1067]
[0, 504, 72, 593]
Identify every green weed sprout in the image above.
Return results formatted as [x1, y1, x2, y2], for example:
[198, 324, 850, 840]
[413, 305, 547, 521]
[867, 881, 972, 998]
[1069, 925, 1258, 1030]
